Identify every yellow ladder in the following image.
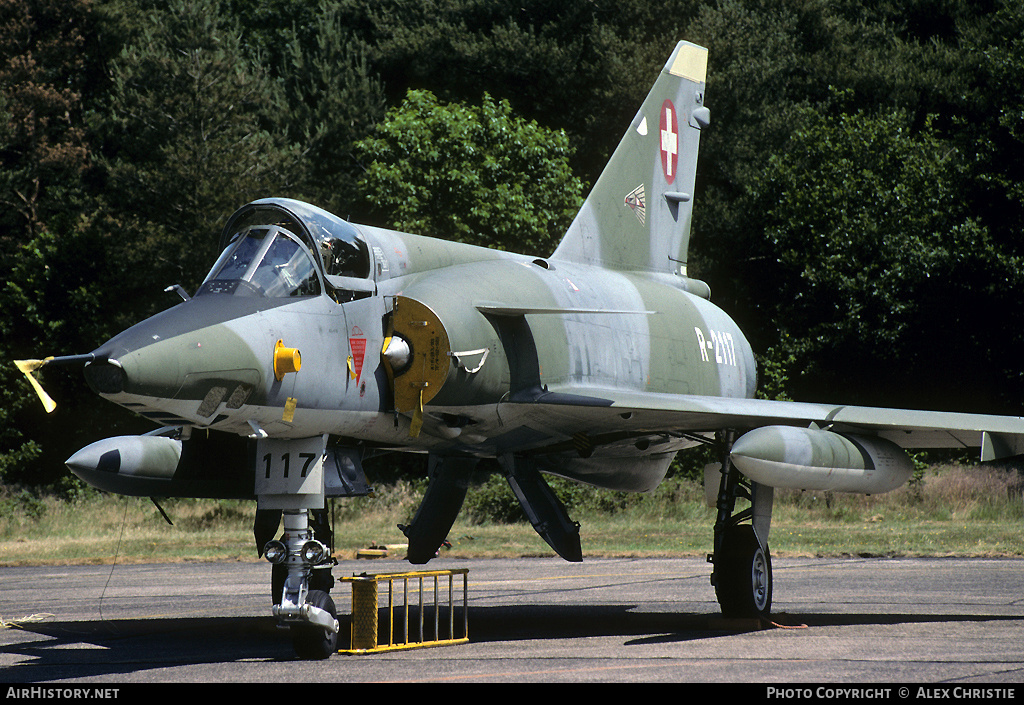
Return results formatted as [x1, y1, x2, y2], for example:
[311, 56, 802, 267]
[338, 568, 469, 654]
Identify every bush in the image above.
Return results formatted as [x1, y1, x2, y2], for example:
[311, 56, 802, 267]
[460, 470, 712, 526]
[463, 474, 523, 525]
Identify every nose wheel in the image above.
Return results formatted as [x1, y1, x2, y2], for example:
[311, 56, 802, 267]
[291, 590, 338, 660]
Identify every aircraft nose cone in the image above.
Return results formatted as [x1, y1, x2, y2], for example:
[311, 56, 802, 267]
[84, 332, 192, 400]
[83, 297, 266, 411]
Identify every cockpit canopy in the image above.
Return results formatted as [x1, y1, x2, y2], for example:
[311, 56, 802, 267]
[202, 225, 321, 297]
[198, 198, 372, 299]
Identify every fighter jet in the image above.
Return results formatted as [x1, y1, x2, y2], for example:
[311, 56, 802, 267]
[17, 41, 1024, 659]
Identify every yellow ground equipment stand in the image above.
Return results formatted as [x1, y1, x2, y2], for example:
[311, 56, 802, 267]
[338, 568, 469, 654]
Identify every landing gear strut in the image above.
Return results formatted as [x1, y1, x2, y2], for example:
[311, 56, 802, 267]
[709, 430, 774, 620]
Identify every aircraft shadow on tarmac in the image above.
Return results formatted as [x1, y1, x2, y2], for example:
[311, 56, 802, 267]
[2, 616, 294, 681]
[464, 605, 1024, 645]
[4, 606, 1021, 680]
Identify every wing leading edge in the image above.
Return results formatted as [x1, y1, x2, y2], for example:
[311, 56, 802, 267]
[504, 388, 1024, 460]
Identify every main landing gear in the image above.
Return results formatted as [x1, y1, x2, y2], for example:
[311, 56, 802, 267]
[709, 430, 774, 621]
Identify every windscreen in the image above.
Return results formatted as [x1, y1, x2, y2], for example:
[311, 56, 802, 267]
[201, 226, 321, 298]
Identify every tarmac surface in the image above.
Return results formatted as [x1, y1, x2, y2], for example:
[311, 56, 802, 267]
[1, 556, 1022, 685]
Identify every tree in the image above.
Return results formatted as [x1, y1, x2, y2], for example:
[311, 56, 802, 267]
[98, 0, 303, 299]
[746, 104, 1023, 412]
[0, 0, 100, 488]
[314, 0, 701, 180]
[681, 0, 1005, 310]
[0, 0, 91, 248]
[959, 1, 1024, 254]
[355, 89, 585, 256]
[277, 0, 386, 217]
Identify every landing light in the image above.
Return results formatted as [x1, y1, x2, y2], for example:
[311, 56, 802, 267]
[302, 540, 329, 564]
[264, 540, 287, 564]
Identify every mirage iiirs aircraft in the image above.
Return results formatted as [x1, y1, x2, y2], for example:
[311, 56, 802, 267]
[17, 41, 1024, 659]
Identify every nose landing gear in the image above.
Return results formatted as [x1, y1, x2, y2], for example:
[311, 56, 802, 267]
[266, 509, 340, 659]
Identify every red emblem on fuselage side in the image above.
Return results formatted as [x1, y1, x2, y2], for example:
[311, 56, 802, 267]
[659, 99, 679, 184]
[349, 326, 366, 384]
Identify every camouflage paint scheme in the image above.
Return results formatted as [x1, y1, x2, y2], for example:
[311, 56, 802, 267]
[40, 42, 1024, 639]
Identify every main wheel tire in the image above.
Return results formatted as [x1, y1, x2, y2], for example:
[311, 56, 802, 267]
[714, 524, 772, 620]
[291, 589, 339, 660]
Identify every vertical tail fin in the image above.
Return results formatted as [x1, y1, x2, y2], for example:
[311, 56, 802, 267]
[552, 41, 709, 277]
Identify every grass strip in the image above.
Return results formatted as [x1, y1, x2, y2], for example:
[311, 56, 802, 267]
[1, 464, 1021, 566]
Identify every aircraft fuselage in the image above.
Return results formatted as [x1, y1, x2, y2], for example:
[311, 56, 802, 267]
[81, 223, 754, 493]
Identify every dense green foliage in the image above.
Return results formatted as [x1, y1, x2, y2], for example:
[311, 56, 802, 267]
[2, 0, 1023, 489]
[355, 89, 585, 254]
[748, 105, 1023, 411]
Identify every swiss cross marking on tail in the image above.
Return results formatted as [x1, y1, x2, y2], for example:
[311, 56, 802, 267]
[660, 99, 678, 184]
